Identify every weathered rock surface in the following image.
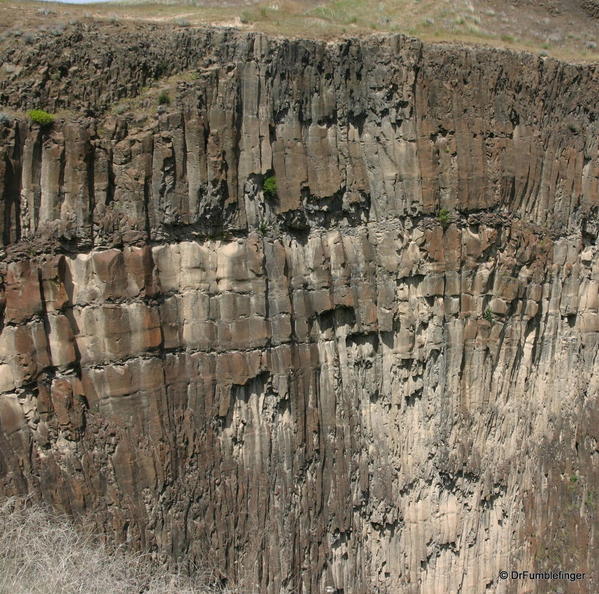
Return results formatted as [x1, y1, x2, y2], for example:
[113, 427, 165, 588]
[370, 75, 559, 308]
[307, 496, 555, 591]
[582, 0, 599, 19]
[0, 25, 598, 593]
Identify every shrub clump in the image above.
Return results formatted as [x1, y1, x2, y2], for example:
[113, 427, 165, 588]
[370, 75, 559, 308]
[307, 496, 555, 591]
[257, 219, 269, 236]
[263, 175, 277, 200]
[483, 308, 494, 323]
[27, 109, 55, 128]
[158, 91, 171, 106]
[437, 208, 451, 229]
[0, 112, 10, 125]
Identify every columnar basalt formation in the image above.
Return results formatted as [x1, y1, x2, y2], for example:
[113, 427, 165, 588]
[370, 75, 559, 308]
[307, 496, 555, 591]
[0, 24, 598, 593]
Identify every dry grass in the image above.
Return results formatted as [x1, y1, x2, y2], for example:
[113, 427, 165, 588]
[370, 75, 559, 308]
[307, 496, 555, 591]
[0, 498, 236, 594]
[2, 0, 596, 63]
[0, 1, 598, 63]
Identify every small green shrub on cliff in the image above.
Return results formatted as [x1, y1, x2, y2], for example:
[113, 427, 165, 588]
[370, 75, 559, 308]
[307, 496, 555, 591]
[483, 308, 494, 323]
[158, 91, 171, 106]
[263, 175, 277, 199]
[258, 219, 269, 236]
[27, 109, 54, 127]
[437, 208, 451, 228]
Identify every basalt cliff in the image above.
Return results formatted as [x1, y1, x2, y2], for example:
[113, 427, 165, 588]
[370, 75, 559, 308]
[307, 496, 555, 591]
[0, 23, 598, 593]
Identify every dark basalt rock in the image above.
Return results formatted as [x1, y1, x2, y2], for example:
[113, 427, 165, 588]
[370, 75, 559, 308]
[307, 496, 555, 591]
[0, 24, 598, 594]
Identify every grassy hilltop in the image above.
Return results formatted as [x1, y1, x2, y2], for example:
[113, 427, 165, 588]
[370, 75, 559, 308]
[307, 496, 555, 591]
[1, 0, 598, 63]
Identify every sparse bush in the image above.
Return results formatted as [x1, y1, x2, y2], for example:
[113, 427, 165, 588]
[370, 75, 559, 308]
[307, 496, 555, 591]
[0, 112, 10, 125]
[263, 175, 277, 200]
[240, 11, 252, 24]
[175, 18, 191, 27]
[27, 109, 54, 127]
[114, 104, 128, 115]
[483, 308, 494, 323]
[258, 219, 269, 236]
[158, 91, 171, 106]
[437, 208, 451, 229]
[0, 498, 238, 593]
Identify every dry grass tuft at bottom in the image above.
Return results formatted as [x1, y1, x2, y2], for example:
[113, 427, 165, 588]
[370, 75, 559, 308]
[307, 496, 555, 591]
[0, 498, 235, 594]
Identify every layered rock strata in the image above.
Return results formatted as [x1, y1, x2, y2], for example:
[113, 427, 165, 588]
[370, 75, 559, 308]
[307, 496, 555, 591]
[0, 26, 598, 593]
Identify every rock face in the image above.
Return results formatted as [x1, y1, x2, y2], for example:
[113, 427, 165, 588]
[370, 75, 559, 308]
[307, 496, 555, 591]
[582, 0, 599, 19]
[1, 24, 599, 593]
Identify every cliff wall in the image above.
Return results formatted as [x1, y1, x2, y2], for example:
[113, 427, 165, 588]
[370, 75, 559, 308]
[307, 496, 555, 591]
[0, 24, 598, 593]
